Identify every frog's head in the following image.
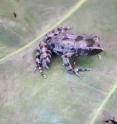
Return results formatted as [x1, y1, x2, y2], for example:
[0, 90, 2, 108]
[86, 36, 103, 55]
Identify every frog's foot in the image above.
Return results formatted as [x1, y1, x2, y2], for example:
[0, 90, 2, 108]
[34, 64, 47, 79]
[73, 68, 91, 78]
[76, 68, 91, 73]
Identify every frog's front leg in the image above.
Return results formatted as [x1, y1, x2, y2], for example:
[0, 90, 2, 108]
[62, 54, 90, 76]
[62, 54, 75, 75]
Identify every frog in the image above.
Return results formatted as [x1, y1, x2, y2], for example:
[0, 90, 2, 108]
[35, 26, 103, 77]
[104, 117, 117, 124]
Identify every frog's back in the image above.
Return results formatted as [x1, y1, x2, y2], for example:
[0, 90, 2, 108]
[44, 27, 79, 54]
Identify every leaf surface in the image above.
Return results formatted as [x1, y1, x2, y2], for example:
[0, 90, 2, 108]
[0, 0, 117, 124]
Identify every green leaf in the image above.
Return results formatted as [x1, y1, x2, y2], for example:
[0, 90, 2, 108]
[0, 0, 117, 124]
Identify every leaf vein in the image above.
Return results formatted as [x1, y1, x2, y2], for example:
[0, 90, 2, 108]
[0, 0, 88, 64]
[89, 83, 117, 124]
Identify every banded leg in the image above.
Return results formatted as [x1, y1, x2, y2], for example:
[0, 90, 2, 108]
[62, 55, 90, 76]
[35, 49, 43, 75]
[39, 42, 52, 69]
[35, 42, 52, 78]
[62, 55, 75, 75]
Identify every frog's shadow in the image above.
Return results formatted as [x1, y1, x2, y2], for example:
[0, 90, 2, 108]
[71, 56, 96, 67]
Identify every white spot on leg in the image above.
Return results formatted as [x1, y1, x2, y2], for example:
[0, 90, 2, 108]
[41, 47, 47, 52]
[46, 57, 50, 63]
[36, 52, 40, 56]
[98, 54, 102, 60]
[36, 58, 40, 63]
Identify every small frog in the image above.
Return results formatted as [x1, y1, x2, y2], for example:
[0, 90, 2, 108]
[104, 117, 117, 124]
[35, 26, 103, 77]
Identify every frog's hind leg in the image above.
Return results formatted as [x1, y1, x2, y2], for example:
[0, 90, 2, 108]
[35, 42, 52, 78]
[39, 42, 52, 69]
[35, 49, 43, 75]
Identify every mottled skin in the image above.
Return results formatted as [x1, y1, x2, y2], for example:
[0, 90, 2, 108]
[35, 27, 103, 77]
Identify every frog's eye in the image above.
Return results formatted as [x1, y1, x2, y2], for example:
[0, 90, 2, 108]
[63, 26, 71, 30]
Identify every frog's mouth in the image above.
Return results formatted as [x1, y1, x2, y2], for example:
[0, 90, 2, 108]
[88, 48, 103, 55]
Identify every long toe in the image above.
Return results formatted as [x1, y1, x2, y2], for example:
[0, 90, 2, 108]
[78, 68, 92, 72]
